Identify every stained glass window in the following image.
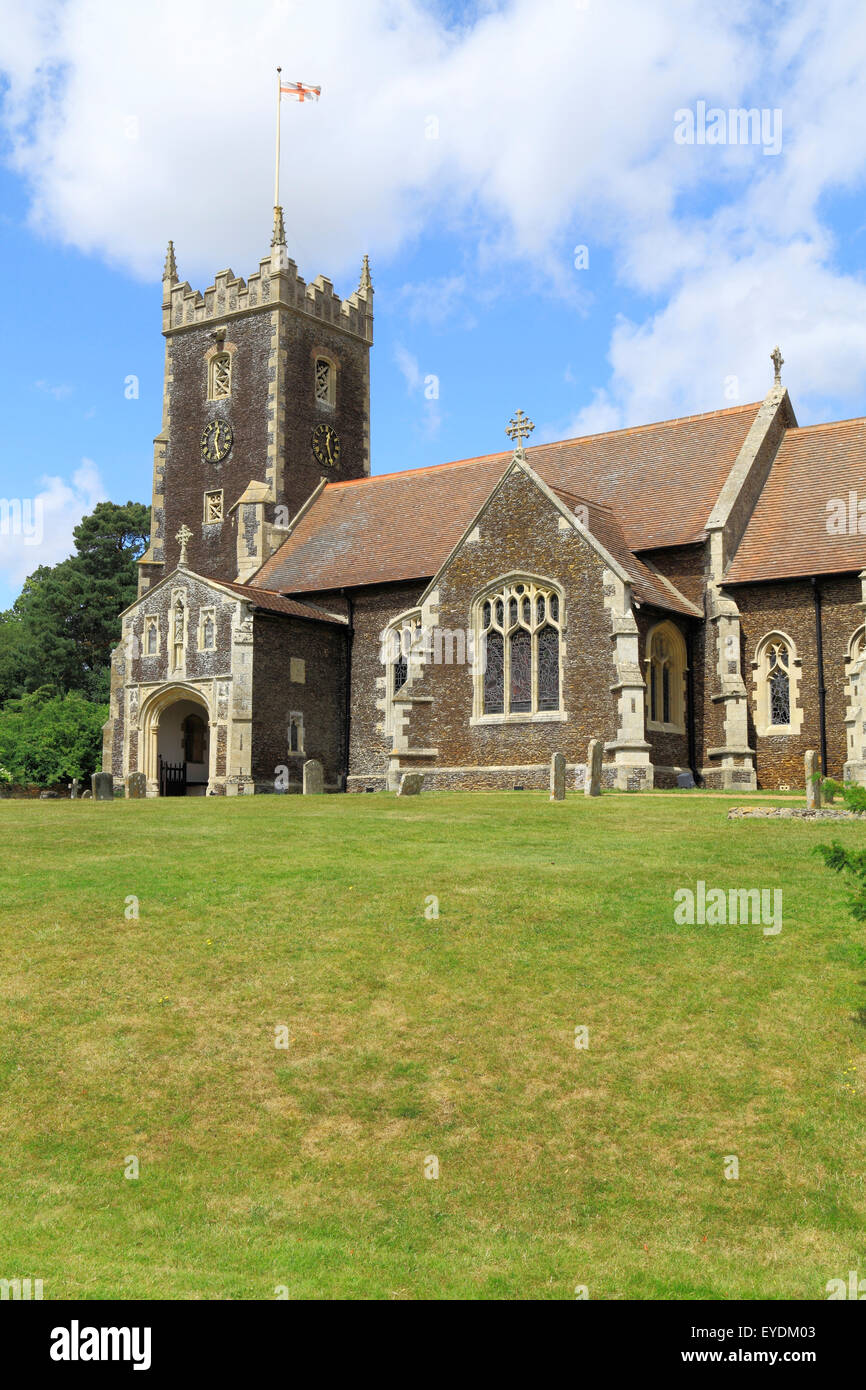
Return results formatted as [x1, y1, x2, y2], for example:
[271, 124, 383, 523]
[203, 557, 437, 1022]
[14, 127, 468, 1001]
[478, 581, 562, 717]
[484, 630, 504, 713]
[767, 642, 791, 725]
[394, 649, 408, 693]
[537, 626, 559, 711]
[510, 629, 532, 712]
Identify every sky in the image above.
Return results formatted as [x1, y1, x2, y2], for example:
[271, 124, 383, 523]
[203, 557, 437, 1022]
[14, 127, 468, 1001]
[1, 0, 866, 608]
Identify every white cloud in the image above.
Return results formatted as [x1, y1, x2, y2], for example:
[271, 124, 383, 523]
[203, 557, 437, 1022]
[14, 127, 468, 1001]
[0, 459, 107, 597]
[2, 0, 866, 429]
[34, 379, 73, 400]
[394, 343, 422, 394]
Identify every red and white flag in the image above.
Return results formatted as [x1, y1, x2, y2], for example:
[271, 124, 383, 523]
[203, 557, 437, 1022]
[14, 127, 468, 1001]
[279, 79, 321, 102]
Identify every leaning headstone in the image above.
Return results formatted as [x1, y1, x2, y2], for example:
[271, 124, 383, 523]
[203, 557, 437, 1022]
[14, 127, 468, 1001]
[70, 778, 80, 800]
[91, 772, 114, 801]
[676, 771, 696, 790]
[397, 772, 424, 797]
[805, 750, 821, 810]
[585, 739, 603, 797]
[302, 759, 324, 795]
[550, 752, 566, 802]
[126, 772, 147, 799]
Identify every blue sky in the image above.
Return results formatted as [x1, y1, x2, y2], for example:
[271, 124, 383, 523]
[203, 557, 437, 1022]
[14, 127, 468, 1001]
[1, 0, 866, 608]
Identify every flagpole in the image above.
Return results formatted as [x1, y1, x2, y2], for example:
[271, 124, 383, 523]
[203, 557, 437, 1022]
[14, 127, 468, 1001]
[274, 65, 282, 209]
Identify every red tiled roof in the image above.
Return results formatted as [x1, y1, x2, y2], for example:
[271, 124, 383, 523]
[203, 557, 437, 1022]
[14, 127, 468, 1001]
[724, 418, 866, 584]
[549, 487, 700, 615]
[219, 581, 347, 623]
[253, 402, 763, 596]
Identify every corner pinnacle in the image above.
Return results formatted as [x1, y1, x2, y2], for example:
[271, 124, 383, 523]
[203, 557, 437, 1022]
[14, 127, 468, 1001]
[163, 239, 178, 285]
[271, 206, 287, 249]
[359, 253, 373, 296]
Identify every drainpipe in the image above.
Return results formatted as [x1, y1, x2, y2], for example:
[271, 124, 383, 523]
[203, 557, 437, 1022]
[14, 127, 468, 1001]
[686, 622, 700, 785]
[341, 589, 354, 791]
[811, 576, 828, 776]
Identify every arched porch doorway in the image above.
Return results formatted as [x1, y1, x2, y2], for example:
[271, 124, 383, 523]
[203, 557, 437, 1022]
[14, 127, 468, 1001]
[139, 685, 214, 797]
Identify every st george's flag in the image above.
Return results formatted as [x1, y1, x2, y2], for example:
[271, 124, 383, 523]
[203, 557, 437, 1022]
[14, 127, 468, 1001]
[279, 79, 321, 102]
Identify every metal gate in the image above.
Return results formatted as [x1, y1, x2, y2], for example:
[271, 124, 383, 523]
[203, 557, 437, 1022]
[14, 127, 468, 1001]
[159, 757, 187, 797]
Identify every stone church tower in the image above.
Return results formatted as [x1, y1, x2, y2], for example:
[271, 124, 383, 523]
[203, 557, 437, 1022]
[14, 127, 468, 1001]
[137, 209, 373, 592]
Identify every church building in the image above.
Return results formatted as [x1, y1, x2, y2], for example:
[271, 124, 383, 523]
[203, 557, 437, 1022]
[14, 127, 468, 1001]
[102, 208, 866, 794]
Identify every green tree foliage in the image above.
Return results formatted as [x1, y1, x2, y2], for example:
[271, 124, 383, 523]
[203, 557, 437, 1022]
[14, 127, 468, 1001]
[0, 687, 108, 786]
[0, 500, 149, 703]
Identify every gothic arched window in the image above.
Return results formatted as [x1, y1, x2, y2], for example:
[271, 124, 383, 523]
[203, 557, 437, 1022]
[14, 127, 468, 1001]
[476, 579, 562, 720]
[752, 631, 803, 737]
[384, 611, 423, 732]
[645, 622, 687, 732]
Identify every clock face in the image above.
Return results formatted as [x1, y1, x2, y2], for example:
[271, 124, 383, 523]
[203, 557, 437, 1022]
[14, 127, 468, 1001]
[312, 423, 341, 469]
[201, 419, 234, 464]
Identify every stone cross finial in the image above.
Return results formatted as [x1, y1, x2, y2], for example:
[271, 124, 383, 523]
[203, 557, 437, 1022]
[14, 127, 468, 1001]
[175, 524, 192, 568]
[771, 344, 784, 386]
[506, 409, 535, 456]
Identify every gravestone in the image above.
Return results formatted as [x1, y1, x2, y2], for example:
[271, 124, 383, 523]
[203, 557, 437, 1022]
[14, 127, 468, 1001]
[39, 790, 59, 799]
[302, 759, 324, 795]
[127, 772, 147, 799]
[397, 772, 424, 797]
[676, 771, 696, 789]
[550, 752, 566, 802]
[91, 772, 114, 801]
[81, 789, 92, 799]
[70, 779, 80, 800]
[585, 739, 603, 797]
[805, 749, 821, 809]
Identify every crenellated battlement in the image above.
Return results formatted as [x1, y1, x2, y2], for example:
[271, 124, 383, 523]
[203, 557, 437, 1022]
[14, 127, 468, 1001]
[161, 227, 373, 343]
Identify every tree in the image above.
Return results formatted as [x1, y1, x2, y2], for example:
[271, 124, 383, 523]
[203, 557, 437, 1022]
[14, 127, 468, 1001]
[0, 501, 149, 703]
[0, 687, 108, 786]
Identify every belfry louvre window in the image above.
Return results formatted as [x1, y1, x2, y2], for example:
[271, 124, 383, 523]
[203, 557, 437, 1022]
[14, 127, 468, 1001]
[204, 490, 223, 523]
[208, 353, 231, 400]
[315, 358, 334, 406]
[478, 581, 562, 718]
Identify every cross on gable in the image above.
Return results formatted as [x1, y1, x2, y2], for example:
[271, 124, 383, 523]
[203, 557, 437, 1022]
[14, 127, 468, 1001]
[771, 345, 784, 385]
[175, 523, 192, 567]
[506, 409, 535, 455]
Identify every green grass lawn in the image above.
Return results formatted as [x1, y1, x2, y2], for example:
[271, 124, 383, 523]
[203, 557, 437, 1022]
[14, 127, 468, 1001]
[1, 791, 864, 1300]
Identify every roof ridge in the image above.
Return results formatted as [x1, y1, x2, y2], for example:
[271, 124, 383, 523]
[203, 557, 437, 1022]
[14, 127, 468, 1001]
[783, 415, 866, 435]
[324, 401, 764, 490]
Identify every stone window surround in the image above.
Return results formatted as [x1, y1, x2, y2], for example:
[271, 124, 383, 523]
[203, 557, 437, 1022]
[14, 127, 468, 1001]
[644, 619, 688, 735]
[143, 615, 160, 657]
[470, 574, 566, 727]
[751, 629, 804, 737]
[198, 606, 217, 652]
[288, 711, 305, 756]
[312, 346, 339, 409]
[203, 488, 224, 524]
[205, 340, 237, 401]
[383, 608, 423, 736]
